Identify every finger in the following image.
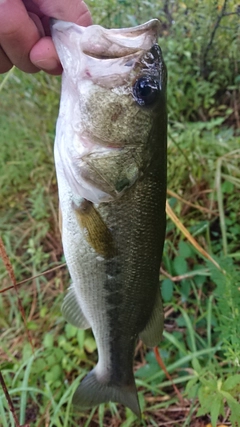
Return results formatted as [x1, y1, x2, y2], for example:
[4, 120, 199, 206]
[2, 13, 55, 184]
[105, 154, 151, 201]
[0, 46, 13, 73]
[23, 0, 44, 16]
[30, 36, 62, 75]
[32, 0, 92, 26]
[28, 12, 45, 37]
[0, 0, 42, 73]
[30, 0, 92, 74]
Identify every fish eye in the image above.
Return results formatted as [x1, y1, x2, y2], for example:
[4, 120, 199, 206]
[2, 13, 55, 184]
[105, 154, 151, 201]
[133, 77, 159, 107]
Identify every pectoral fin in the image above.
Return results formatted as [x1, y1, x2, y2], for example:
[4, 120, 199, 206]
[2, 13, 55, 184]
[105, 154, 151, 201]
[73, 199, 116, 259]
[62, 285, 90, 330]
[139, 290, 164, 347]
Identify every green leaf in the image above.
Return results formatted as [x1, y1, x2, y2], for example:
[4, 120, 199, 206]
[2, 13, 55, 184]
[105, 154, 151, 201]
[22, 343, 32, 360]
[135, 351, 159, 379]
[161, 279, 173, 302]
[192, 358, 201, 373]
[45, 365, 62, 383]
[221, 180, 234, 194]
[84, 337, 97, 353]
[173, 256, 188, 275]
[0, 362, 14, 370]
[40, 306, 47, 317]
[229, 398, 240, 426]
[77, 329, 85, 349]
[185, 376, 199, 398]
[26, 321, 38, 330]
[65, 323, 78, 339]
[179, 241, 193, 258]
[32, 358, 46, 373]
[121, 411, 137, 427]
[210, 396, 222, 427]
[180, 279, 191, 299]
[43, 333, 54, 348]
[197, 385, 212, 416]
[223, 374, 240, 391]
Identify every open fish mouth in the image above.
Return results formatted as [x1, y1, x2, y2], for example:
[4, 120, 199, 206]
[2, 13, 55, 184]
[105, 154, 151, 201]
[51, 19, 165, 91]
[51, 19, 161, 60]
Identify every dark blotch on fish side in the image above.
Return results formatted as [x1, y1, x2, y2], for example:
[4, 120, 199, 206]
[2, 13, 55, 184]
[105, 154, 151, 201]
[104, 257, 130, 384]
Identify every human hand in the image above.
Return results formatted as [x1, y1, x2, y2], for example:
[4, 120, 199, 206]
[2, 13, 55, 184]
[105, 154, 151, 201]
[0, 0, 92, 75]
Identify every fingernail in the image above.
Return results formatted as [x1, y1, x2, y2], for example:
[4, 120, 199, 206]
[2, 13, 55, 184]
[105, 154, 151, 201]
[33, 57, 59, 71]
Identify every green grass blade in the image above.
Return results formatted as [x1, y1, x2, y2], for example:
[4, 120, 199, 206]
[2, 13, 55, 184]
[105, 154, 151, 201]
[0, 397, 10, 427]
[148, 345, 220, 383]
[215, 158, 228, 255]
[0, 67, 15, 92]
[207, 295, 214, 349]
[19, 353, 36, 425]
[162, 331, 188, 355]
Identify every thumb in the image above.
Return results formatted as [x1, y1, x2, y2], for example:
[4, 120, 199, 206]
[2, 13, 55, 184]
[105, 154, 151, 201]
[31, 0, 92, 26]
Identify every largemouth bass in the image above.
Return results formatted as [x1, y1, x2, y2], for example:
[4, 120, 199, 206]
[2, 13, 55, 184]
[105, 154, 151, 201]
[52, 19, 167, 418]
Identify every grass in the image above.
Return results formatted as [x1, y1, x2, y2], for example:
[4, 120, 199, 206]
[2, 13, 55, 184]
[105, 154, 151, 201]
[0, 1, 240, 426]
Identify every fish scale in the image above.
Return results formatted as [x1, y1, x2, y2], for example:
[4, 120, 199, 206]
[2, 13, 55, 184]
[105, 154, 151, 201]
[52, 18, 167, 418]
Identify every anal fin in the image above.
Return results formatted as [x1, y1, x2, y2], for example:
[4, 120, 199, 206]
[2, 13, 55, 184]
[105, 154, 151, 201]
[139, 290, 164, 347]
[62, 284, 90, 330]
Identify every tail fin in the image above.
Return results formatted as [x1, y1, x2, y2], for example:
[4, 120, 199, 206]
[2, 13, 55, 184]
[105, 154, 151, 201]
[72, 369, 141, 418]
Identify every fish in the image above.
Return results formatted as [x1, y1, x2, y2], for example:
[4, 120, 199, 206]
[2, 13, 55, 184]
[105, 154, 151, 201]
[51, 18, 167, 418]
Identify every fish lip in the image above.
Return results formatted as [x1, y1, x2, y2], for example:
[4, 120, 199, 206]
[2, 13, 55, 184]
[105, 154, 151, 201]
[80, 49, 144, 61]
[83, 20, 160, 59]
[50, 18, 160, 33]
